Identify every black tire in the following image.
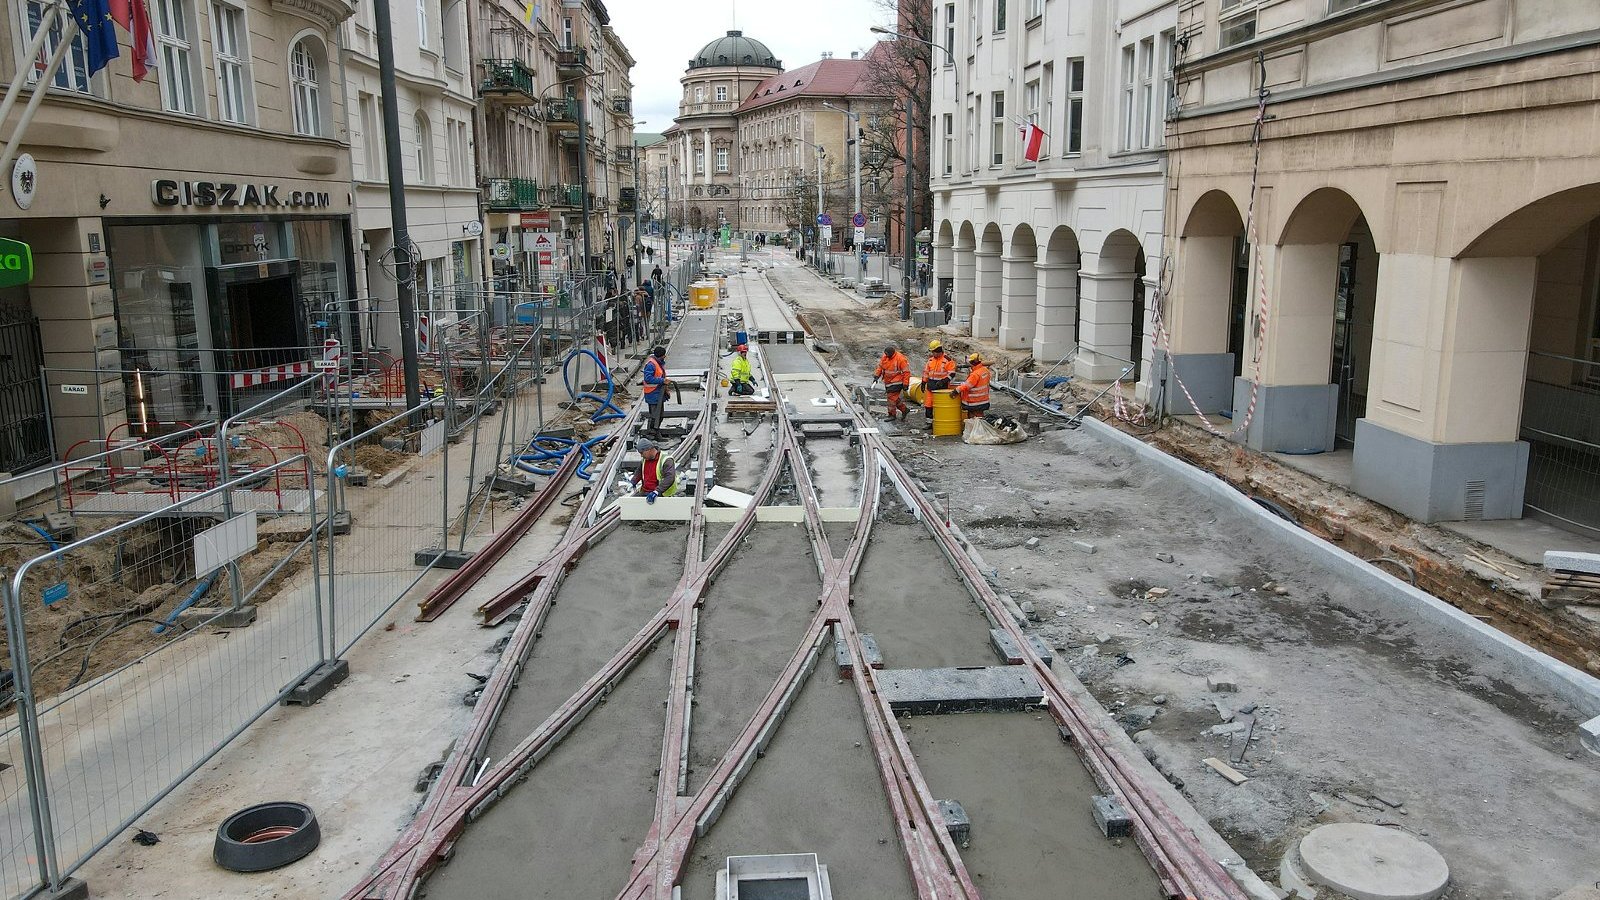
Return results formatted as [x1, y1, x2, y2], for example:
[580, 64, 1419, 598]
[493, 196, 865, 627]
[213, 802, 320, 873]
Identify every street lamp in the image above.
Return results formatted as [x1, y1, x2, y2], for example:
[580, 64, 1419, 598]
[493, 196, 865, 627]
[870, 24, 951, 321]
[821, 100, 863, 271]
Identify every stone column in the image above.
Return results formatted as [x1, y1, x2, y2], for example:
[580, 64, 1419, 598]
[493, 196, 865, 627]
[971, 247, 1001, 338]
[1162, 234, 1238, 414]
[998, 253, 1036, 350]
[1032, 260, 1077, 364]
[702, 128, 712, 185]
[1074, 269, 1134, 382]
[30, 217, 126, 451]
[1229, 241, 1339, 452]
[933, 231, 954, 314]
[952, 242, 976, 327]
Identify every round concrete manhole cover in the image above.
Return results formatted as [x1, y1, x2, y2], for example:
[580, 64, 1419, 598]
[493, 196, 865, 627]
[1297, 823, 1449, 900]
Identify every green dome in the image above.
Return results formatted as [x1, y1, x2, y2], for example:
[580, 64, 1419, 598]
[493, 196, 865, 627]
[689, 31, 781, 70]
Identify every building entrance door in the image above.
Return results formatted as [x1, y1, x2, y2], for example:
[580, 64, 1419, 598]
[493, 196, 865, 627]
[1332, 241, 1364, 447]
[226, 276, 301, 368]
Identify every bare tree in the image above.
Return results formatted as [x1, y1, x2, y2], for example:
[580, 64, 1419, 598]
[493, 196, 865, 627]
[862, 0, 933, 257]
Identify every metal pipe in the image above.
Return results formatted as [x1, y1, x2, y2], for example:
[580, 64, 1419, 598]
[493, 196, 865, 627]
[371, 0, 424, 417]
[0, 12, 75, 180]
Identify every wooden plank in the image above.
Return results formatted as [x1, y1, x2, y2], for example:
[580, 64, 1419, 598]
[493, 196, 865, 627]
[1202, 757, 1249, 785]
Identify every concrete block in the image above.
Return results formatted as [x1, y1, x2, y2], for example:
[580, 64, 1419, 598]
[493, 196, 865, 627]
[834, 637, 854, 676]
[489, 473, 540, 495]
[937, 799, 971, 846]
[1581, 715, 1600, 757]
[1092, 795, 1132, 839]
[284, 659, 350, 706]
[331, 510, 353, 535]
[818, 507, 861, 522]
[706, 485, 755, 508]
[178, 605, 258, 629]
[1071, 540, 1096, 554]
[1026, 634, 1054, 665]
[876, 666, 1045, 715]
[415, 548, 474, 569]
[1545, 551, 1600, 577]
[36, 878, 88, 900]
[989, 628, 1024, 664]
[619, 496, 695, 520]
[754, 505, 805, 523]
[859, 633, 884, 668]
[1207, 674, 1239, 693]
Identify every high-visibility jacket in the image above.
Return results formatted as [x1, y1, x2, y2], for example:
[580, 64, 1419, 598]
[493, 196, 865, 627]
[956, 363, 991, 405]
[922, 353, 959, 406]
[875, 351, 911, 388]
[729, 354, 753, 384]
[635, 456, 679, 496]
[643, 356, 666, 401]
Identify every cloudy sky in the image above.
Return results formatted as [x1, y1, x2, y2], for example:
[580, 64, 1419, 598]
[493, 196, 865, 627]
[603, 0, 892, 134]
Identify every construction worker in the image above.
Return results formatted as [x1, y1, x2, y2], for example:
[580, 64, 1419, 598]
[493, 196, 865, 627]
[631, 437, 677, 503]
[921, 339, 958, 429]
[728, 344, 756, 396]
[873, 344, 912, 421]
[642, 345, 670, 437]
[954, 352, 992, 419]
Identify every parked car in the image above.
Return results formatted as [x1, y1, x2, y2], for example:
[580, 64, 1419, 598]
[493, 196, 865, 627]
[859, 236, 886, 252]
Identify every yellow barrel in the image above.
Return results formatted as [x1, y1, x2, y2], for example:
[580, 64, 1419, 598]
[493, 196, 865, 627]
[907, 377, 925, 406]
[932, 390, 963, 437]
[690, 283, 717, 308]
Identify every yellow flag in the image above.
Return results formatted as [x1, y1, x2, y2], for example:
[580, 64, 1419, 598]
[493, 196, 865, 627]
[523, 1, 538, 23]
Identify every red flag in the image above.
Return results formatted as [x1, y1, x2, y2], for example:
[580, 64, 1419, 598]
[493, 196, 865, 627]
[1019, 121, 1046, 162]
[109, 0, 156, 82]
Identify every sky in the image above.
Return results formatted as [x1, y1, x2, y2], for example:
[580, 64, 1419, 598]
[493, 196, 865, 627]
[602, 0, 891, 134]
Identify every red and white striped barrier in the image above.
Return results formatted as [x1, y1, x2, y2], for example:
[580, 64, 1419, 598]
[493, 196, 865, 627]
[230, 361, 315, 389]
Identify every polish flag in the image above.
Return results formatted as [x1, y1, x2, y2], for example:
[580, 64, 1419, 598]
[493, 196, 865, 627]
[109, 0, 157, 83]
[1019, 121, 1046, 162]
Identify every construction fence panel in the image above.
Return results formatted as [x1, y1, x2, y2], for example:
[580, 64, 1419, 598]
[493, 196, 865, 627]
[4, 455, 324, 893]
[1521, 351, 1600, 535]
[0, 576, 47, 900]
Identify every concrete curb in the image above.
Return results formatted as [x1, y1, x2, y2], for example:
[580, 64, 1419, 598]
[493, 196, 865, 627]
[1078, 416, 1600, 720]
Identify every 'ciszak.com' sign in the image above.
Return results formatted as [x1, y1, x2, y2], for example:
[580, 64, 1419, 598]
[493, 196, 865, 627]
[0, 238, 32, 289]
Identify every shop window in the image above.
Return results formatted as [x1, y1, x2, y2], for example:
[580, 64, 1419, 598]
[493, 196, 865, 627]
[290, 37, 328, 137]
[211, 1, 252, 124]
[24, 0, 93, 94]
[154, 0, 199, 115]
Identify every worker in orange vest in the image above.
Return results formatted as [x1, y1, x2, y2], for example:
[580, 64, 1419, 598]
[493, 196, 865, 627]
[954, 352, 991, 419]
[873, 344, 912, 421]
[642, 345, 670, 437]
[921, 339, 958, 430]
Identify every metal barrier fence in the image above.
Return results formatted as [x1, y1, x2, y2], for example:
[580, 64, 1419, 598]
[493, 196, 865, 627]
[1521, 350, 1600, 535]
[1, 455, 322, 898]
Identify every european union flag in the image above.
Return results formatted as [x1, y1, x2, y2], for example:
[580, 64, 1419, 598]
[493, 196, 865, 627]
[67, 0, 120, 76]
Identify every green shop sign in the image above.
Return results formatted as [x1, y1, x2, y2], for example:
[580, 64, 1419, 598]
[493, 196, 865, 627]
[0, 238, 33, 289]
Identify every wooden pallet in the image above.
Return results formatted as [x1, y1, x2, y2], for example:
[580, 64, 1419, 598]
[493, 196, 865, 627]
[1541, 570, 1600, 605]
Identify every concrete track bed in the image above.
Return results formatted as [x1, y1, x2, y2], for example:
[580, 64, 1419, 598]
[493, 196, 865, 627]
[903, 711, 1166, 899]
[420, 646, 670, 900]
[482, 524, 684, 761]
[852, 522, 997, 669]
[685, 523, 821, 793]
[679, 661, 917, 900]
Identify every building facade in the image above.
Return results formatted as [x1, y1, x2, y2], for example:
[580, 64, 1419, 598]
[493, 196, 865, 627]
[2, 0, 356, 455]
[931, 0, 1178, 383]
[1162, 0, 1600, 530]
[343, 0, 481, 349]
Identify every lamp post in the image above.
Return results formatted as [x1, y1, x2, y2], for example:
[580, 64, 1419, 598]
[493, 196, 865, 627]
[871, 24, 951, 321]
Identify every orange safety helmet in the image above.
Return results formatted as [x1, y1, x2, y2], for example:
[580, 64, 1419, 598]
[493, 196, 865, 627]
[736, 343, 748, 352]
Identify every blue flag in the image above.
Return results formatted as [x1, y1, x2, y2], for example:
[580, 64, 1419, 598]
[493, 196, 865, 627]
[67, 0, 120, 76]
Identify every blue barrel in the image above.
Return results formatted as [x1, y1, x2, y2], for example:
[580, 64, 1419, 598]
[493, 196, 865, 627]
[734, 330, 748, 346]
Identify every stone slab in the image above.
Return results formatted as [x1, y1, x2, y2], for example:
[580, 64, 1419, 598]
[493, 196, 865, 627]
[1545, 550, 1600, 576]
[1296, 823, 1448, 900]
[875, 666, 1045, 715]
[618, 496, 696, 520]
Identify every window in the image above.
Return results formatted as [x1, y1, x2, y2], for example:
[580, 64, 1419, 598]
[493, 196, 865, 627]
[416, 0, 428, 48]
[359, 92, 382, 177]
[561, 16, 573, 49]
[1119, 45, 1135, 150]
[994, 0, 1007, 32]
[1065, 58, 1084, 154]
[968, 0, 977, 51]
[1159, 30, 1176, 139]
[1041, 62, 1053, 158]
[694, 148, 704, 175]
[211, 3, 250, 124]
[1139, 37, 1155, 148]
[944, 3, 956, 60]
[291, 39, 324, 136]
[966, 97, 977, 170]
[715, 85, 727, 102]
[695, 85, 705, 103]
[1023, 77, 1040, 163]
[414, 112, 434, 183]
[26, 0, 92, 93]
[989, 91, 1004, 166]
[942, 113, 954, 175]
[445, 117, 461, 186]
[154, 0, 197, 114]
[441, 0, 463, 70]
[1219, 2, 1258, 48]
[1027, 0, 1043, 20]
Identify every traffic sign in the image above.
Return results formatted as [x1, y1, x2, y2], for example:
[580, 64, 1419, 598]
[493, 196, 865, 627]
[852, 212, 866, 228]
[854, 227, 866, 245]
[817, 213, 832, 226]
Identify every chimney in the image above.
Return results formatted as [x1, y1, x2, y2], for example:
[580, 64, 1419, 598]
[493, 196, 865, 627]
[850, 51, 860, 59]
[821, 51, 833, 59]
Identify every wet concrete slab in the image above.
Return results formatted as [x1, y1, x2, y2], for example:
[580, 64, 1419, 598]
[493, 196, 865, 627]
[686, 524, 822, 794]
[851, 523, 998, 670]
[422, 645, 670, 900]
[483, 524, 685, 762]
[679, 662, 917, 900]
[902, 711, 1166, 900]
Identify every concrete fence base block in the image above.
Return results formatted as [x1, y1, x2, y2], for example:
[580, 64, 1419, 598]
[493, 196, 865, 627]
[284, 659, 350, 707]
[1544, 551, 1600, 577]
[37, 878, 89, 900]
[1581, 715, 1600, 757]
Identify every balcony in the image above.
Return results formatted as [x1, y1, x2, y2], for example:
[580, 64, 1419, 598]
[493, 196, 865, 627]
[611, 96, 631, 114]
[613, 146, 634, 164]
[482, 177, 541, 211]
[617, 187, 636, 213]
[545, 97, 578, 131]
[555, 47, 590, 75]
[479, 59, 536, 105]
[547, 183, 586, 208]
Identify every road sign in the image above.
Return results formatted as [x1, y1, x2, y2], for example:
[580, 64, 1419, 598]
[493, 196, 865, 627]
[852, 212, 866, 228]
[521, 211, 552, 228]
[854, 227, 866, 245]
[817, 213, 832, 226]
[529, 232, 558, 253]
